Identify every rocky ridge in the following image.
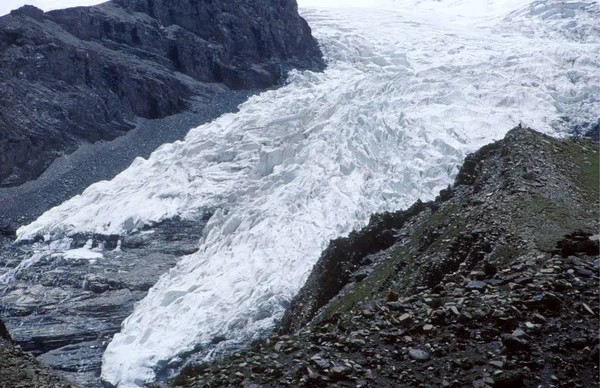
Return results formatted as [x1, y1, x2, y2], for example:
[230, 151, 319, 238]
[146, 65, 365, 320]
[0, 0, 324, 187]
[167, 127, 599, 387]
[0, 335, 73, 388]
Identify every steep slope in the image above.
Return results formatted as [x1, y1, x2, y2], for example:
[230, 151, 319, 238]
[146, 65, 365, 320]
[5, 1, 598, 386]
[0, 0, 323, 187]
[280, 127, 599, 331]
[173, 127, 599, 387]
[0, 318, 73, 388]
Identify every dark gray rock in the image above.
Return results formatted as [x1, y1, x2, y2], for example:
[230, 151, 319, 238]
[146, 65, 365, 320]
[465, 280, 487, 291]
[0, 318, 11, 340]
[408, 348, 430, 361]
[0, 0, 324, 187]
[0, 217, 207, 387]
[501, 335, 530, 351]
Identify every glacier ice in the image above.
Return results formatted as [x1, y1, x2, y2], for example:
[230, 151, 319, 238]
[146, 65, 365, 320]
[11, 0, 600, 386]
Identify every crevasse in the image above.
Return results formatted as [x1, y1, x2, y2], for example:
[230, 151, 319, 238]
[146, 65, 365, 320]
[13, 0, 600, 386]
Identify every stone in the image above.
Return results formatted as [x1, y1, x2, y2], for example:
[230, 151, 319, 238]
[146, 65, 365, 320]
[399, 313, 413, 323]
[306, 367, 321, 381]
[493, 371, 525, 388]
[514, 276, 533, 285]
[469, 271, 487, 280]
[501, 335, 530, 351]
[466, 280, 487, 291]
[310, 356, 330, 370]
[331, 365, 349, 375]
[408, 348, 431, 361]
[458, 312, 473, 323]
[486, 279, 505, 286]
[576, 268, 594, 278]
[582, 303, 594, 315]
[512, 329, 527, 338]
[387, 301, 411, 311]
[354, 271, 369, 282]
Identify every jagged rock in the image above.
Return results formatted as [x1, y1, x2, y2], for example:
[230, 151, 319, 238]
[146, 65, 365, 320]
[278, 200, 427, 333]
[0, 0, 324, 187]
[501, 335, 530, 351]
[0, 318, 11, 340]
[0, 336, 72, 387]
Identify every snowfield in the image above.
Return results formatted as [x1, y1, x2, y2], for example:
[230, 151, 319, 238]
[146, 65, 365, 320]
[11, 0, 600, 386]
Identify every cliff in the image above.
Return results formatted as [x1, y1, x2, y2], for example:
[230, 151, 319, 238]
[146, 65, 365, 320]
[173, 127, 599, 387]
[0, 0, 324, 187]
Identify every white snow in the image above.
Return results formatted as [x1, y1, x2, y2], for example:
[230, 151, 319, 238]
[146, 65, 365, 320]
[0, 238, 103, 285]
[0, 0, 106, 16]
[10, 0, 600, 386]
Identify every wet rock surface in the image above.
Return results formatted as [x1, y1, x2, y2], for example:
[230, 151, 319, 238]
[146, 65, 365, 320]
[0, 0, 324, 187]
[0, 217, 207, 387]
[169, 128, 599, 387]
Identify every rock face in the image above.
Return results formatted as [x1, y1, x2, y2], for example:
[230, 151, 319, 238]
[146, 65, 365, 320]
[173, 127, 599, 387]
[0, 317, 11, 340]
[0, 0, 324, 187]
[0, 218, 207, 387]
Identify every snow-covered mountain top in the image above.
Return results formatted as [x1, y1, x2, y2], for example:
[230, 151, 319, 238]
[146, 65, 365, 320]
[8, 0, 600, 386]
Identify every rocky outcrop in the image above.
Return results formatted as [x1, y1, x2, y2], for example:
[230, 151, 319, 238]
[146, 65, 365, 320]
[0, 217, 207, 387]
[0, 318, 11, 340]
[279, 127, 599, 332]
[1, 318, 74, 387]
[0, 0, 324, 187]
[176, 239, 599, 388]
[278, 200, 429, 334]
[171, 127, 599, 387]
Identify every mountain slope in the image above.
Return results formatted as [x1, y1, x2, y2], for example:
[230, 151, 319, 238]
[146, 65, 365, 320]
[0, 0, 323, 187]
[2, 1, 599, 387]
[173, 127, 599, 387]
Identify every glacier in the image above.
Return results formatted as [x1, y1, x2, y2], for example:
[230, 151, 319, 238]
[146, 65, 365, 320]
[10, 0, 600, 386]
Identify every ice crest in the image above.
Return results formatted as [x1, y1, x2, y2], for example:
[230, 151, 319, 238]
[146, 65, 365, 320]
[11, 0, 600, 386]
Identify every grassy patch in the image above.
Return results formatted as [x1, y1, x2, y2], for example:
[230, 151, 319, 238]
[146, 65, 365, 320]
[320, 247, 413, 319]
[559, 139, 599, 199]
[579, 144, 600, 196]
[487, 243, 524, 267]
